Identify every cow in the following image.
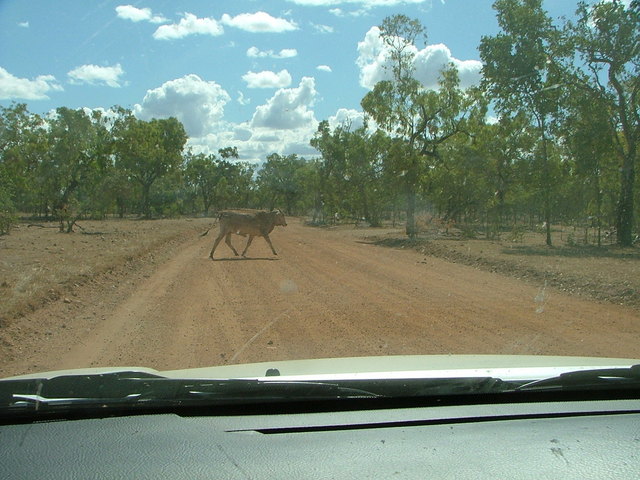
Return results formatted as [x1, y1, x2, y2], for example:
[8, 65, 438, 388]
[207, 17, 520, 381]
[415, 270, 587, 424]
[209, 210, 287, 259]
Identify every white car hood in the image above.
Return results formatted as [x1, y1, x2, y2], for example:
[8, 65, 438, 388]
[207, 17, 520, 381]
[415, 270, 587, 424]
[5, 354, 639, 382]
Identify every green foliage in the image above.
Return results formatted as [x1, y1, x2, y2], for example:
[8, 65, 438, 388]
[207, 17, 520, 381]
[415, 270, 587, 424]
[362, 15, 484, 236]
[183, 148, 253, 214]
[0, 167, 17, 234]
[0, 3, 636, 245]
[256, 153, 310, 214]
[112, 110, 187, 219]
[567, 0, 640, 246]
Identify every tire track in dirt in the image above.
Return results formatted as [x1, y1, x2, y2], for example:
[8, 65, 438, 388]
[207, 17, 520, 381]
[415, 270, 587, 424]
[2, 220, 640, 377]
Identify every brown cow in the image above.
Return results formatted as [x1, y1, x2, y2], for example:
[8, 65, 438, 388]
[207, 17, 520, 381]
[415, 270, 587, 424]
[209, 210, 287, 259]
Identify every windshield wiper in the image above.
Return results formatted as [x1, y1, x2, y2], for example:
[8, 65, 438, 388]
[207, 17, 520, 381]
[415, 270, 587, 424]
[516, 365, 640, 392]
[0, 371, 519, 421]
[4, 367, 637, 424]
[0, 371, 382, 418]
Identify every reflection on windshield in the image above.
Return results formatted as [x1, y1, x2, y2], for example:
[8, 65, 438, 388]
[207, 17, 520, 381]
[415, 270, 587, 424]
[0, 0, 639, 379]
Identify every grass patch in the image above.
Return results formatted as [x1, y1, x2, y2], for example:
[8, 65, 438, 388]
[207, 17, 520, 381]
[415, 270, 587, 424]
[368, 233, 640, 309]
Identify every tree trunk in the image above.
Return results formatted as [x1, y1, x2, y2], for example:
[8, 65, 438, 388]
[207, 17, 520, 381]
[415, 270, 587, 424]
[539, 116, 552, 246]
[406, 185, 417, 237]
[616, 157, 635, 247]
[142, 182, 152, 219]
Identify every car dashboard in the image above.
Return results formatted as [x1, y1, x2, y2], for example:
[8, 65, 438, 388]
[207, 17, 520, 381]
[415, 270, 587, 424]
[2, 397, 639, 479]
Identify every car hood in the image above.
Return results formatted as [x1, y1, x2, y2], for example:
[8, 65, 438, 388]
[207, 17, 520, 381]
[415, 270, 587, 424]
[4, 354, 640, 382]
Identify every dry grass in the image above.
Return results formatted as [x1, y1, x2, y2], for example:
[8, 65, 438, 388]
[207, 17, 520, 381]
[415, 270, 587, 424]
[367, 226, 640, 309]
[0, 217, 213, 322]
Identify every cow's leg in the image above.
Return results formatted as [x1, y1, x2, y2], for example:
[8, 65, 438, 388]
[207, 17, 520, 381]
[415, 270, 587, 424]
[209, 231, 226, 259]
[225, 233, 240, 256]
[241, 235, 254, 257]
[263, 234, 278, 255]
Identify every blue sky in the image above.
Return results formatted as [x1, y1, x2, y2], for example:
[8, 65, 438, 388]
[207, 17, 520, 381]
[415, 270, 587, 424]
[0, 0, 582, 162]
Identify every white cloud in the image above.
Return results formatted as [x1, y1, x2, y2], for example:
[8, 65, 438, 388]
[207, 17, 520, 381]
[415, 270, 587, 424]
[251, 76, 317, 130]
[115, 5, 167, 24]
[328, 108, 366, 130]
[67, 64, 125, 88]
[311, 23, 334, 34]
[247, 46, 298, 58]
[79, 107, 121, 129]
[415, 44, 482, 89]
[357, 26, 482, 90]
[243, 70, 292, 89]
[278, 48, 299, 58]
[328, 7, 367, 16]
[316, 65, 332, 73]
[187, 122, 318, 164]
[221, 12, 298, 33]
[133, 74, 231, 137]
[153, 13, 223, 40]
[0, 67, 63, 100]
[287, 0, 426, 5]
[18, 21, 29, 28]
[237, 91, 250, 105]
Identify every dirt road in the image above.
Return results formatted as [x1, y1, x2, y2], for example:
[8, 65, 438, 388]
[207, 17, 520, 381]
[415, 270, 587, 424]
[3, 220, 640, 377]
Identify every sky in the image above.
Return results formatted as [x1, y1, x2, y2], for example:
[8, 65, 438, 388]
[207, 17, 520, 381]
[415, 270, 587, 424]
[0, 0, 584, 163]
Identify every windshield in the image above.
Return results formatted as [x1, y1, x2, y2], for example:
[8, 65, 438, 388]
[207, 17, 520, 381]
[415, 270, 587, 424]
[0, 0, 639, 384]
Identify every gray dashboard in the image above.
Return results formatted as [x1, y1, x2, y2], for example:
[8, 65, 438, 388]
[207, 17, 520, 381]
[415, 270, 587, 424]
[1, 399, 639, 479]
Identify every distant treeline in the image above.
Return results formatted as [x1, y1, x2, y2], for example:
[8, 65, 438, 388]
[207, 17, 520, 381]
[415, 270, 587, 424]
[1, 1, 638, 246]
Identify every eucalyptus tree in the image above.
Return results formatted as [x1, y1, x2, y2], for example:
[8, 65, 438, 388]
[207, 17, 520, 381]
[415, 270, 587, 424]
[0, 103, 48, 216]
[362, 15, 485, 236]
[41, 107, 111, 231]
[566, 0, 640, 246]
[184, 147, 241, 215]
[474, 113, 537, 226]
[561, 81, 619, 245]
[310, 120, 348, 221]
[311, 119, 391, 225]
[257, 153, 308, 214]
[479, 0, 568, 245]
[112, 109, 187, 219]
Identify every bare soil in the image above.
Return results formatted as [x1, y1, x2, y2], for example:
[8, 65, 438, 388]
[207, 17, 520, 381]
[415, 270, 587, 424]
[1, 218, 639, 378]
[369, 229, 640, 309]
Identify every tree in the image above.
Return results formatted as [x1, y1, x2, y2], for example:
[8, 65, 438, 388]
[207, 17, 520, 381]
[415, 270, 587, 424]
[310, 120, 348, 222]
[567, 1, 640, 246]
[311, 119, 392, 225]
[257, 154, 308, 214]
[40, 107, 110, 231]
[561, 81, 619, 245]
[362, 15, 484, 236]
[113, 110, 187, 218]
[479, 0, 568, 246]
[474, 113, 536, 227]
[360, 15, 427, 236]
[0, 103, 48, 215]
[183, 147, 251, 214]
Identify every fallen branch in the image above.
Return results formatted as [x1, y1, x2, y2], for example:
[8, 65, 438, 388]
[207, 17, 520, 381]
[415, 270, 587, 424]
[27, 224, 58, 229]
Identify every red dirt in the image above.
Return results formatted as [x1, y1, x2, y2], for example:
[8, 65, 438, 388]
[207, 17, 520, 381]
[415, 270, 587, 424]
[2, 220, 639, 378]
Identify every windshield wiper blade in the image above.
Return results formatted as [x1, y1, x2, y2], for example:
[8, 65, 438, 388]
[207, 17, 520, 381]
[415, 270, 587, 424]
[516, 365, 640, 392]
[0, 372, 382, 416]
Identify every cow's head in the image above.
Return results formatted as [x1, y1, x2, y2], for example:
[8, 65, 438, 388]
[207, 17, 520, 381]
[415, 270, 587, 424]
[273, 209, 287, 227]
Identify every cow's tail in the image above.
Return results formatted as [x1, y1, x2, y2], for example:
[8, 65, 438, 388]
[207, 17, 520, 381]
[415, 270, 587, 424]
[200, 215, 219, 237]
